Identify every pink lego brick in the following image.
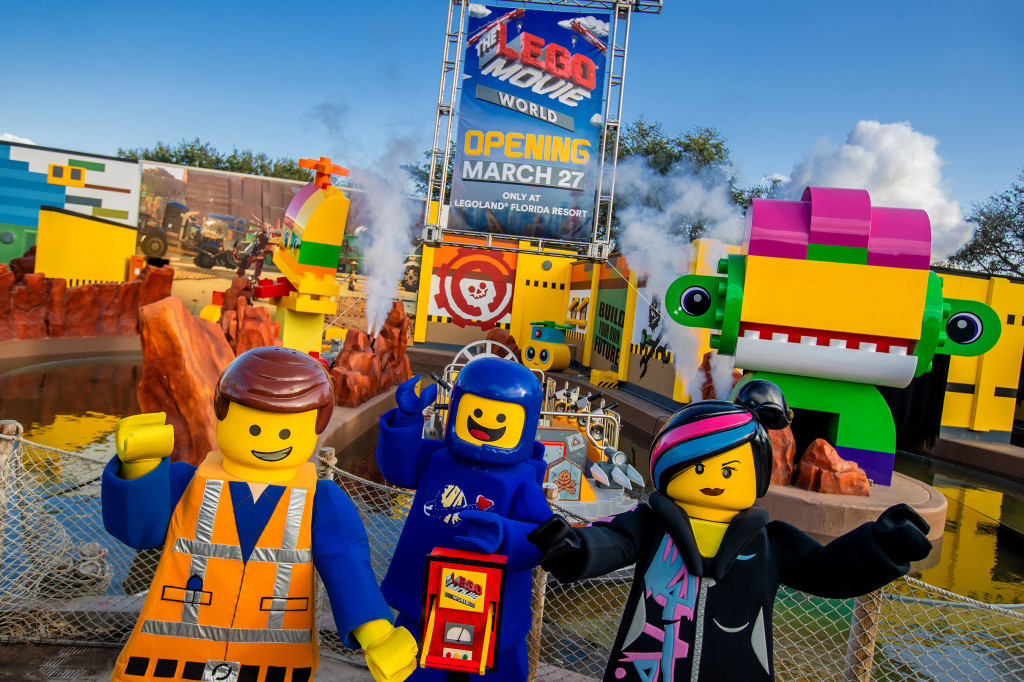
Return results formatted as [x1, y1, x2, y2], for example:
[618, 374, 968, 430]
[801, 187, 871, 249]
[866, 207, 932, 269]
[745, 198, 810, 259]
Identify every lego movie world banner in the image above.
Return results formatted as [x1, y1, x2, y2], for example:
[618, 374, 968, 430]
[447, 5, 610, 242]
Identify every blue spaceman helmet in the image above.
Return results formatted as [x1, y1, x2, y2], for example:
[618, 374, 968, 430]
[445, 357, 543, 464]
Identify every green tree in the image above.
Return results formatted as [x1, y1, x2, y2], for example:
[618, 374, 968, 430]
[118, 138, 313, 182]
[401, 144, 455, 202]
[615, 117, 730, 175]
[947, 168, 1024, 277]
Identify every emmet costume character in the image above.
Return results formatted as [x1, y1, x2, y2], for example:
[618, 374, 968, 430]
[102, 346, 416, 682]
[376, 357, 552, 680]
[528, 380, 931, 682]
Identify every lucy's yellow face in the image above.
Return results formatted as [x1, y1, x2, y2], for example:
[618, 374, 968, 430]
[454, 394, 526, 450]
[216, 402, 318, 476]
[664, 442, 757, 514]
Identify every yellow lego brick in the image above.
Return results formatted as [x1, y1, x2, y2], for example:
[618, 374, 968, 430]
[277, 291, 337, 315]
[741, 255, 928, 339]
[325, 327, 347, 342]
[293, 186, 348, 247]
[276, 307, 326, 353]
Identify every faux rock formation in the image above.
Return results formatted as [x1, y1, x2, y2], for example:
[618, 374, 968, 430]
[11, 272, 48, 340]
[136, 296, 235, 466]
[769, 425, 797, 485]
[222, 277, 253, 312]
[0, 264, 13, 341]
[792, 438, 870, 496]
[9, 246, 36, 284]
[219, 296, 280, 356]
[331, 301, 412, 407]
[45, 278, 66, 337]
[0, 265, 172, 340]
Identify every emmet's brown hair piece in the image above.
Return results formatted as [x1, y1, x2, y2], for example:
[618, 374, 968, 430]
[215, 346, 335, 434]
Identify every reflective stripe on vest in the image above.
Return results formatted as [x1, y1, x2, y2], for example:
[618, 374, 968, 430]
[182, 478, 223, 625]
[139, 459, 315, 641]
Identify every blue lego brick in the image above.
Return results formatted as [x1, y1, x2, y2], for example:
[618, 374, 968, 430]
[0, 158, 31, 172]
[0, 176, 66, 199]
[0, 184, 69, 206]
[0, 144, 9, 160]
[0, 206, 46, 227]
[0, 166, 53, 185]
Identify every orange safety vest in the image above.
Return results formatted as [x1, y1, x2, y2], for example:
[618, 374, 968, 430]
[112, 452, 319, 682]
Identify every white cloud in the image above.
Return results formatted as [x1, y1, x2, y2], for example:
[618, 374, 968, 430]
[786, 121, 970, 261]
[468, 4, 491, 18]
[590, 113, 603, 127]
[1, 133, 34, 144]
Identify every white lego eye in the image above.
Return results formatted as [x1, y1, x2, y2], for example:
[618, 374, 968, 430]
[947, 312, 982, 345]
[681, 286, 711, 317]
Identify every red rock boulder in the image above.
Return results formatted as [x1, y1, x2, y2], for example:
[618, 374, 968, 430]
[11, 272, 48, 339]
[0, 264, 15, 341]
[64, 285, 99, 337]
[136, 296, 235, 466]
[769, 425, 797, 486]
[792, 438, 870, 496]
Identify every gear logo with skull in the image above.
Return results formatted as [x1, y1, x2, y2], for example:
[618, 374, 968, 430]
[434, 248, 515, 329]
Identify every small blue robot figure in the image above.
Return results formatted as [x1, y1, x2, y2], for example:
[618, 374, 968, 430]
[377, 357, 553, 680]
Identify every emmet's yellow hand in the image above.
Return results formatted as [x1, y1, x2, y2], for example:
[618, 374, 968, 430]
[115, 413, 175, 480]
[353, 619, 418, 682]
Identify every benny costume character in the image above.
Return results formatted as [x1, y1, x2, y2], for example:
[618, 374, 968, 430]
[528, 380, 931, 682]
[376, 358, 553, 681]
[102, 346, 417, 682]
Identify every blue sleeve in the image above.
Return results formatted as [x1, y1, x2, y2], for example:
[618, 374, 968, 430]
[375, 408, 444, 489]
[312, 480, 394, 649]
[101, 457, 195, 550]
[501, 479, 554, 571]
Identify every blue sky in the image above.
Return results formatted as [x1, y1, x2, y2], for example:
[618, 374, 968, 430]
[2, 0, 1021, 212]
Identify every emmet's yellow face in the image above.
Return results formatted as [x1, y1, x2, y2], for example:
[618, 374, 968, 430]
[216, 402, 318, 481]
[665, 443, 757, 518]
[454, 394, 526, 450]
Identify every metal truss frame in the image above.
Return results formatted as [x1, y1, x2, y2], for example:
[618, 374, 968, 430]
[422, 0, 660, 262]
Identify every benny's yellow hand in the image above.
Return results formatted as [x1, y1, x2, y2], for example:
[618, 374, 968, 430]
[353, 619, 418, 682]
[115, 413, 174, 480]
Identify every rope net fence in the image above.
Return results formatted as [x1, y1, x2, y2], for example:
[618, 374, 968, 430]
[1, 427, 1021, 681]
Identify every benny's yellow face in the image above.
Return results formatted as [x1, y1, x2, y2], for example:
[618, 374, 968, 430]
[665, 443, 757, 513]
[216, 402, 318, 475]
[454, 394, 526, 450]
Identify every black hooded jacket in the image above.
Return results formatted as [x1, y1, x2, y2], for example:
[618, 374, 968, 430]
[543, 494, 910, 682]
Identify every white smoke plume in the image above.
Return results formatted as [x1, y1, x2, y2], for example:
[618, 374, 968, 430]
[709, 353, 736, 400]
[615, 157, 746, 394]
[786, 120, 970, 261]
[349, 137, 419, 337]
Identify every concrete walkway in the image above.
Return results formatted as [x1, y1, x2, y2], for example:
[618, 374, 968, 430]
[0, 644, 374, 681]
